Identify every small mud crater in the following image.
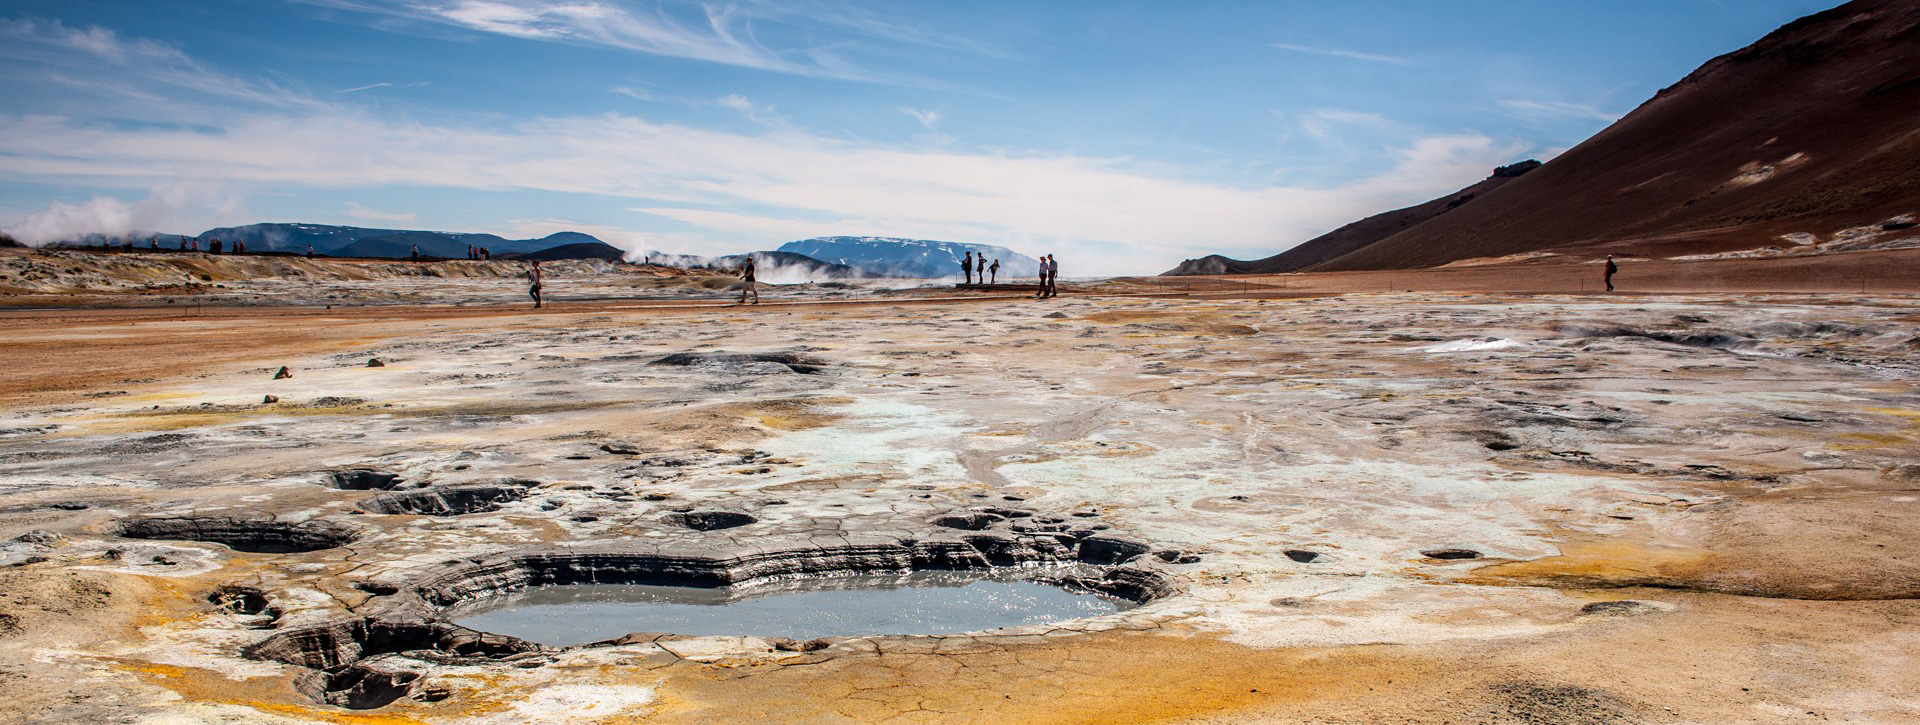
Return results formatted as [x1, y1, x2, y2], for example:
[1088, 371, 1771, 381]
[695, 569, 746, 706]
[662, 510, 758, 531]
[357, 484, 534, 516]
[648, 351, 827, 374]
[118, 517, 358, 553]
[932, 512, 1004, 531]
[1421, 548, 1483, 561]
[1284, 549, 1322, 563]
[326, 469, 406, 490]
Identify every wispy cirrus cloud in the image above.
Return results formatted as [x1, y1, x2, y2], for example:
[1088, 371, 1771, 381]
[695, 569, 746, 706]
[343, 201, 417, 224]
[335, 81, 429, 94]
[300, 0, 956, 86]
[0, 17, 322, 112]
[1500, 99, 1622, 122]
[900, 107, 941, 129]
[1272, 42, 1414, 65]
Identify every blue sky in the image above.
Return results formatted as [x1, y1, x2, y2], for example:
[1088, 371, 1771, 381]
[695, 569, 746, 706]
[0, 0, 1839, 273]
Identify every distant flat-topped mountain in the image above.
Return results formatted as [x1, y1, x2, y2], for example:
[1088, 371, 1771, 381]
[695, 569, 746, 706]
[1164, 161, 1541, 275]
[1173, 0, 1920, 273]
[777, 236, 1040, 278]
[509, 240, 629, 262]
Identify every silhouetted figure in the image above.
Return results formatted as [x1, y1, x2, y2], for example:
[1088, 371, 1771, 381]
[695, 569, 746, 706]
[481, 247, 491, 260]
[961, 251, 974, 285]
[1604, 255, 1618, 292]
[1035, 255, 1050, 298]
[1047, 255, 1060, 298]
[306, 243, 314, 258]
[209, 238, 222, 254]
[189, 238, 198, 252]
[234, 239, 245, 255]
[149, 236, 159, 252]
[739, 255, 759, 304]
[410, 243, 420, 262]
[527, 260, 543, 308]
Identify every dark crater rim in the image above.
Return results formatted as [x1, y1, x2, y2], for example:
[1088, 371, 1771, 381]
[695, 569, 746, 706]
[356, 483, 535, 516]
[116, 516, 359, 553]
[243, 538, 1179, 709]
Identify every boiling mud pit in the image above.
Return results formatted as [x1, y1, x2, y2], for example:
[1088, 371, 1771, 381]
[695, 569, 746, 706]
[2, 288, 1920, 724]
[449, 569, 1132, 646]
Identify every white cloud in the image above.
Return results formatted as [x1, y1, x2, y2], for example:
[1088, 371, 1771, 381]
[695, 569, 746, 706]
[1272, 42, 1413, 65]
[343, 201, 417, 224]
[0, 109, 1518, 273]
[307, 0, 934, 85]
[1299, 109, 1390, 140]
[0, 18, 320, 112]
[610, 85, 653, 100]
[900, 107, 942, 129]
[1500, 99, 1622, 123]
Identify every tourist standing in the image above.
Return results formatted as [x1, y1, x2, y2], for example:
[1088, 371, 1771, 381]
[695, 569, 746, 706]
[1604, 255, 1618, 292]
[989, 259, 1000, 284]
[411, 243, 420, 262]
[527, 260, 543, 308]
[1035, 255, 1050, 298]
[961, 251, 974, 285]
[739, 255, 759, 305]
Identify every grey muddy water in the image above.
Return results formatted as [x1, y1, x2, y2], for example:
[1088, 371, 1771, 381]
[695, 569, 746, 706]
[447, 569, 1133, 646]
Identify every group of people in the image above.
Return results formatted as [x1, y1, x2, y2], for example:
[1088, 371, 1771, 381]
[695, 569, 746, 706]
[1034, 253, 1060, 298]
[959, 251, 1003, 285]
[960, 251, 1060, 298]
[465, 245, 493, 261]
[957, 251, 1062, 297]
[146, 235, 247, 255]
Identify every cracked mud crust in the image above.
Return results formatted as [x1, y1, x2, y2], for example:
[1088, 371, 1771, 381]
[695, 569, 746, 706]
[0, 290, 1918, 723]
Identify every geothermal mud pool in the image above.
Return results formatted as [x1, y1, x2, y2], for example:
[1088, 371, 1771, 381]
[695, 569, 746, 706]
[1, 289, 1919, 723]
[447, 570, 1135, 646]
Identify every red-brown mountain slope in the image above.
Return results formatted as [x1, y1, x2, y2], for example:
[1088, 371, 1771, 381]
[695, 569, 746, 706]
[1314, 0, 1920, 270]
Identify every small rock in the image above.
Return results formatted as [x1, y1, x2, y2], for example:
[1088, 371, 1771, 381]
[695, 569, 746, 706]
[261, 395, 279, 404]
[1043, 311, 1069, 319]
[600, 440, 643, 455]
[1579, 600, 1667, 617]
[366, 358, 385, 367]
[272, 366, 293, 380]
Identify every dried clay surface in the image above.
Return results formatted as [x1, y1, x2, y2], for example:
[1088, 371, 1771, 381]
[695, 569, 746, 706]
[0, 286, 1918, 724]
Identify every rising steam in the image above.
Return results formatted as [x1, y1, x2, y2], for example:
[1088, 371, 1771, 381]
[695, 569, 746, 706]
[3, 180, 243, 246]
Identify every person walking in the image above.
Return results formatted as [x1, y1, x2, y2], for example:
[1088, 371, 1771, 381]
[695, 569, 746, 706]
[1045, 255, 1059, 298]
[527, 260, 543, 308]
[1604, 255, 1619, 292]
[738, 255, 759, 305]
[989, 259, 1000, 284]
[961, 251, 974, 286]
[1035, 255, 1050, 298]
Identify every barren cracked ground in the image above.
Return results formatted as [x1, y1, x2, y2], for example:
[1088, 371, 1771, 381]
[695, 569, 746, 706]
[2, 278, 1918, 724]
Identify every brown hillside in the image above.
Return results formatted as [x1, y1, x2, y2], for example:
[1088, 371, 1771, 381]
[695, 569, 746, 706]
[1315, 0, 1920, 271]
[1161, 161, 1539, 275]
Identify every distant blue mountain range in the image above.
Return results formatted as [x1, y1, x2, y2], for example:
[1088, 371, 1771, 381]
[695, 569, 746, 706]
[776, 236, 1039, 279]
[192, 223, 608, 258]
